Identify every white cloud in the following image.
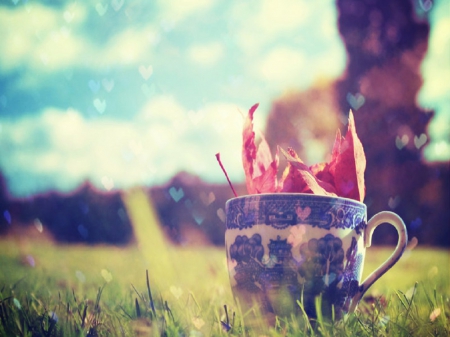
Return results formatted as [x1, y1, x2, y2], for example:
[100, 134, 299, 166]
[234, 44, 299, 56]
[230, 0, 309, 55]
[157, 0, 215, 24]
[314, 49, 347, 79]
[230, 0, 339, 54]
[229, 0, 346, 95]
[0, 96, 245, 196]
[253, 47, 307, 87]
[253, 0, 310, 34]
[251, 43, 345, 93]
[188, 42, 224, 67]
[0, 3, 158, 73]
[100, 27, 158, 67]
[0, 4, 85, 71]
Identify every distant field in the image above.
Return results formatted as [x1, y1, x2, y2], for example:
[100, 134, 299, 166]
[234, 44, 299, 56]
[0, 239, 228, 306]
[0, 237, 448, 297]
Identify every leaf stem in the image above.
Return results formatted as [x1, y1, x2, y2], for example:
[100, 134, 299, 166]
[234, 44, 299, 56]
[215, 153, 238, 198]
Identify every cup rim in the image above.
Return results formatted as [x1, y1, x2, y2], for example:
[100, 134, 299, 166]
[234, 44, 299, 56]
[226, 192, 365, 207]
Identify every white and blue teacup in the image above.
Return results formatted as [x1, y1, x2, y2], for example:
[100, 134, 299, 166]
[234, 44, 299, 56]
[225, 193, 407, 321]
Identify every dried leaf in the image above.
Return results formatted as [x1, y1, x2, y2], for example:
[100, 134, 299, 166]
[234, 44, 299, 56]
[242, 104, 258, 194]
[278, 147, 308, 192]
[279, 147, 337, 195]
[333, 111, 366, 201]
[331, 129, 342, 163]
[326, 129, 343, 188]
[279, 163, 308, 193]
[255, 133, 274, 177]
[309, 162, 333, 186]
[233, 104, 365, 201]
[242, 103, 278, 194]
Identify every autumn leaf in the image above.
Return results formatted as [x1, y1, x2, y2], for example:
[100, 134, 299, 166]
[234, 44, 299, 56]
[242, 103, 278, 194]
[279, 147, 337, 195]
[220, 103, 366, 201]
[311, 129, 342, 186]
[333, 110, 366, 201]
[309, 162, 333, 186]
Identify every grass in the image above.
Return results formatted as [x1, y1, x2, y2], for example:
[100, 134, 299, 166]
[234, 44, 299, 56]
[0, 236, 448, 336]
[0, 190, 448, 336]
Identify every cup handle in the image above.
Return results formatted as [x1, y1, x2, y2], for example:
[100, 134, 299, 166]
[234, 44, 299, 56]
[349, 211, 408, 313]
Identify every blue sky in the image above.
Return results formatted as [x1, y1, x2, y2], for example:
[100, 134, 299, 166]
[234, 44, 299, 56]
[0, 0, 448, 197]
[418, 0, 450, 162]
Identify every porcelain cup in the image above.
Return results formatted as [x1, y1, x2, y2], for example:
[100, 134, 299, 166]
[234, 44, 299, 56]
[225, 193, 407, 321]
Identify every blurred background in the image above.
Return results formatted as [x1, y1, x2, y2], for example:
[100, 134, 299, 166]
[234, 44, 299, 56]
[0, 0, 449, 248]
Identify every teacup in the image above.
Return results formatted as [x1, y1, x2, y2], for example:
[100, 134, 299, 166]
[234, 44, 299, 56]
[225, 193, 407, 321]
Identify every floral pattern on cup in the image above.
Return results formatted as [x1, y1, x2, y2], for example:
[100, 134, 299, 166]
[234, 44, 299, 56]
[226, 196, 366, 231]
[228, 232, 363, 318]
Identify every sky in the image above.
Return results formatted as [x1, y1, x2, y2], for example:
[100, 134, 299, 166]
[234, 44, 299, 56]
[0, 0, 448, 198]
[417, 0, 450, 162]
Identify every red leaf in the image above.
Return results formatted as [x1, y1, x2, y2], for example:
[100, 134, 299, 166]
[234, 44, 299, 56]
[242, 105, 258, 193]
[242, 104, 278, 194]
[328, 129, 342, 177]
[253, 157, 278, 193]
[310, 130, 342, 189]
[238, 104, 365, 201]
[255, 133, 274, 177]
[333, 110, 366, 201]
[310, 162, 333, 186]
[331, 129, 342, 163]
[279, 163, 309, 193]
[279, 147, 337, 195]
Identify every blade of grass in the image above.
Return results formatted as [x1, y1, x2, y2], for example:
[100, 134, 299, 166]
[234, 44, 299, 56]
[119, 305, 132, 320]
[95, 285, 104, 312]
[146, 270, 156, 317]
[135, 298, 141, 318]
[315, 295, 331, 337]
[165, 300, 174, 322]
[296, 300, 314, 334]
[130, 283, 145, 303]
[81, 301, 87, 328]
[404, 282, 418, 324]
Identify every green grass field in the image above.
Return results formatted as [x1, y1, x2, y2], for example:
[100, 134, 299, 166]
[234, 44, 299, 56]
[0, 235, 448, 336]
[1, 191, 449, 336]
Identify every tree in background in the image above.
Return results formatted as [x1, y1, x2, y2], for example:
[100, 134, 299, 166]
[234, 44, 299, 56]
[265, 0, 449, 246]
[265, 82, 341, 169]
